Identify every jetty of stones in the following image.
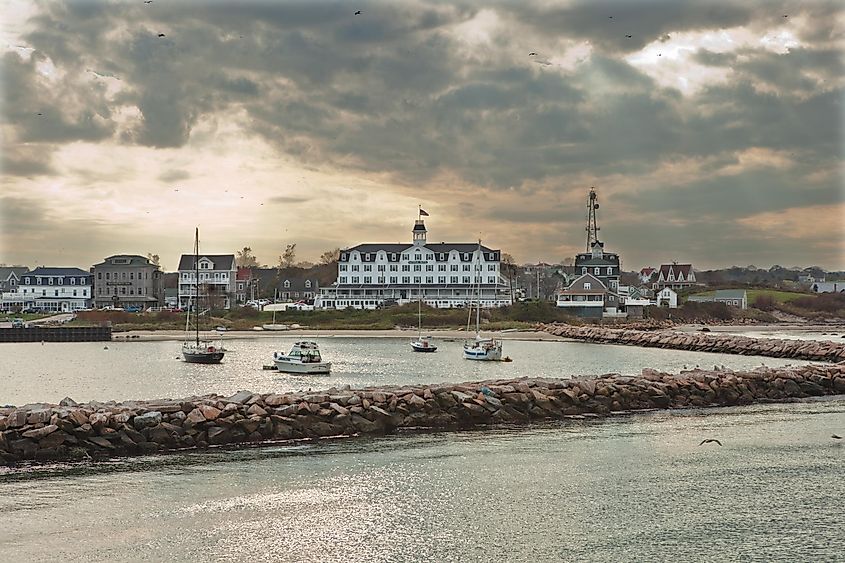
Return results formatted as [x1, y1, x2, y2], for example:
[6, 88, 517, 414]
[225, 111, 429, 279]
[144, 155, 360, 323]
[541, 324, 845, 363]
[2, 362, 844, 464]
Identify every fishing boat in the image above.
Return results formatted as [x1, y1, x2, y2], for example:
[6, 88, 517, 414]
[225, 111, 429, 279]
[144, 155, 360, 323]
[410, 285, 437, 352]
[463, 240, 503, 361]
[182, 228, 226, 364]
[273, 341, 331, 374]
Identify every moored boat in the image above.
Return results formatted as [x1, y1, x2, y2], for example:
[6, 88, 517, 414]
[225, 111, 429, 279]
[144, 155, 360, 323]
[273, 341, 331, 374]
[182, 227, 226, 364]
[462, 239, 503, 361]
[411, 335, 438, 352]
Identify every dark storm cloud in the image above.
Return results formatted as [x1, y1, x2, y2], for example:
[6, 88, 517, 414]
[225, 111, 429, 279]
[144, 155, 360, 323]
[4, 0, 843, 267]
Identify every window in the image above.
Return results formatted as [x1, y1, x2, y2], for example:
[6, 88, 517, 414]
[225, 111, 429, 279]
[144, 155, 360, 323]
[341, 253, 347, 261]
[584, 283, 592, 290]
[488, 265, 496, 271]
[463, 276, 470, 283]
[413, 265, 421, 272]
[402, 265, 410, 272]
[451, 265, 458, 272]
[364, 265, 372, 272]
[426, 265, 433, 271]
[71, 277, 76, 285]
[402, 276, 410, 284]
[438, 276, 446, 283]
[463, 265, 470, 272]
[305, 280, 312, 288]
[352, 276, 360, 283]
[25, 277, 30, 284]
[340, 277, 348, 284]
[97, 272, 102, 280]
[130, 272, 134, 280]
[365, 253, 371, 261]
[415, 253, 421, 261]
[582, 267, 587, 274]
[389, 265, 398, 272]
[48, 278, 53, 285]
[426, 276, 433, 284]
[488, 277, 496, 284]
[390, 276, 398, 284]
[390, 253, 396, 260]
[363, 276, 372, 283]
[352, 265, 359, 271]
[58, 277, 63, 285]
[413, 277, 421, 284]
[377, 265, 385, 272]
[340, 265, 347, 272]
[438, 264, 446, 272]
[54, 290, 58, 296]
[450, 276, 458, 283]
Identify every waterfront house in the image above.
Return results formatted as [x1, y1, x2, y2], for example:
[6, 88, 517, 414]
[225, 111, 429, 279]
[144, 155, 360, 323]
[235, 267, 255, 304]
[276, 275, 319, 302]
[12, 267, 92, 312]
[177, 254, 237, 310]
[639, 267, 656, 284]
[90, 254, 163, 309]
[687, 289, 747, 310]
[655, 287, 678, 308]
[317, 218, 511, 309]
[653, 263, 697, 291]
[555, 273, 623, 318]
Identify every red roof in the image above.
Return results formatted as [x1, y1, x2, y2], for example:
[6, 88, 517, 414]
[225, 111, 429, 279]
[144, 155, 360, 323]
[236, 267, 252, 280]
[658, 263, 693, 280]
[640, 267, 655, 275]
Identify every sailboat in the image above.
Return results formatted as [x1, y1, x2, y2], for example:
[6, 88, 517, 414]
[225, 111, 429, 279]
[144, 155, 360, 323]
[410, 285, 437, 352]
[182, 228, 226, 364]
[463, 240, 503, 361]
[262, 289, 289, 331]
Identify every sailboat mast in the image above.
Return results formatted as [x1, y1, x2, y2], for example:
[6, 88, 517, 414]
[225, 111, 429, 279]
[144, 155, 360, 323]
[475, 240, 481, 336]
[195, 227, 199, 346]
[418, 284, 422, 337]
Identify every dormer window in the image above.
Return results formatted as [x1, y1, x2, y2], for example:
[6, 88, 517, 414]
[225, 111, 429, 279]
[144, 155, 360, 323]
[36, 277, 42, 285]
[58, 278, 63, 285]
[390, 253, 396, 261]
[341, 253, 347, 261]
[284, 280, 291, 288]
[25, 277, 30, 284]
[48, 278, 53, 285]
[305, 280, 312, 288]
[71, 278, 76, 285]
[365, 253, 371, 261]
[439, 253, 445, 260]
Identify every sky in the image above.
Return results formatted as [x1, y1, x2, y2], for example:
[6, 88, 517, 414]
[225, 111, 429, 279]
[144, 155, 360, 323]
[1, 0, 843, 272]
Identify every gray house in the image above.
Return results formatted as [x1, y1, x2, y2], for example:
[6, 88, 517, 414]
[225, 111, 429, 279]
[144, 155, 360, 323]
[0, 267, 28, 293]
[688, 289, 747, 310]
[91, 255, 163, 309]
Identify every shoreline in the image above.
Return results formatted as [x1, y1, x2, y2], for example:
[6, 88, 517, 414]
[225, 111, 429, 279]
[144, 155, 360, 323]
[108, 323, 844, 343]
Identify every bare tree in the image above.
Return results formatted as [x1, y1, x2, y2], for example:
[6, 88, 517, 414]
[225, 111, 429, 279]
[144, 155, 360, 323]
[278, 243, 297, 269]
[236, 247, 259, 268]
[319, 247, 341, 264]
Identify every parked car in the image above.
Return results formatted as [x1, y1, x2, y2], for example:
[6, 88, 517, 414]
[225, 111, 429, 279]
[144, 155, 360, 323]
[11, 318, 25, 328]
[124, 306, 142, 313]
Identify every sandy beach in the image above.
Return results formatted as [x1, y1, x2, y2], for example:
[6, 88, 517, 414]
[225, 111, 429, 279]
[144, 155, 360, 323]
[112, 328, 568, 342]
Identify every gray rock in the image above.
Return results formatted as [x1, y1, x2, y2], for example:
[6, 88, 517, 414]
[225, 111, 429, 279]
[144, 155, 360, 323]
[22, 424, 59, 440]
[187, 408, 206, 424]
[59, 397, 78, 407]
[227, 390, 254, 404]
[133, 411, 163, 430]
[6, 410, 27, 428]
[27, 409, 52, 425]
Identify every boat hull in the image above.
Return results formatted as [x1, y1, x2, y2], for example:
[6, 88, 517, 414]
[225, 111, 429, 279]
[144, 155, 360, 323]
[411, 340, 437, 352]
[183, 351, 225, 364]
[273, 360, 332, 374]
[463, 341, 503, 361]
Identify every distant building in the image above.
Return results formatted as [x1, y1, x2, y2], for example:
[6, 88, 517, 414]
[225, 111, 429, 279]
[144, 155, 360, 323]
[90, 254, 163, 309]
[235, 267, 256, 304]
[556, 273, 623, 318]
[811, 281, 845, 293]
[653, 263, 697, 291]
[0, 267, 28, 294]
[639, 267, 656, 284]
[799, 273, 824, 285]
[277, 275, 320, 302]
[688, 289, 747, 310]
[655, 287, 678, 308]
[8, 267, 92, 312]
[317, 217, 511, 310]
[178, 254, 237, 309]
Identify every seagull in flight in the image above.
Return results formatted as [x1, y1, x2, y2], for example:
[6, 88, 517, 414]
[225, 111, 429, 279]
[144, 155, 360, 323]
[158, 33, 166, 37]
[625, 34, 633, 38]
[528, 52, 537, 56]
[832, 434, 842, 440]
[354, 10, 362, 15]
[144, 0, 153, 3]
[699, 439, 722, 446]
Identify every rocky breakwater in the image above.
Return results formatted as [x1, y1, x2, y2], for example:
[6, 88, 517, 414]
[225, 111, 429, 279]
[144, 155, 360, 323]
[2, 363, 845, 464]
[541, 323, 845, 363]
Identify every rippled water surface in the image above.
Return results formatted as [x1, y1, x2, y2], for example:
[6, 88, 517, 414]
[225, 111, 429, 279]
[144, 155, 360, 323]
[0, 336, 814, 405]
[2, 399, 843, 561]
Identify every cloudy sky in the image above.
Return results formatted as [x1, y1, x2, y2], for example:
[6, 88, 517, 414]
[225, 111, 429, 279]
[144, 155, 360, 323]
[1, 0, 843, 271]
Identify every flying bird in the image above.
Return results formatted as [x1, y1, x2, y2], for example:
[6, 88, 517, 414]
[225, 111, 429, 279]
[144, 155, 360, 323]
[783, 14, 788, 18]
[699, 439, 722, 446]
[36, 112, 43, 116]
[354, 10, 361, 15]
[528, 52, 537, 56]
[625, 34, 632, 38]
[157, 33, 165, 37]
[144, 0, 153, 3]
[832, 434, 842, 439]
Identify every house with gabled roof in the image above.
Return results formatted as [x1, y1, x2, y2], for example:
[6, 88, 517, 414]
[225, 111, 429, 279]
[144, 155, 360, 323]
[177, 253, 236, 309]
[555, 273, 623, 318]
[653, 262, 697, 291]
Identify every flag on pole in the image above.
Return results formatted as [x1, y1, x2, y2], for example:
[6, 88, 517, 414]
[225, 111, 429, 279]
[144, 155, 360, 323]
[419, 208, 430, 216]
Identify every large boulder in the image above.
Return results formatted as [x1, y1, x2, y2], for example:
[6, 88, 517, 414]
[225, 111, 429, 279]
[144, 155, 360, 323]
[133, 411, 163, 430]
[227, 390, 254, 404]
[22, 424, 59, 440]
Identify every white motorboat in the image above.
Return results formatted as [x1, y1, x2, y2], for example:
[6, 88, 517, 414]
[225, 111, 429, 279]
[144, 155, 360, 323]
[273, 341, 332, 374]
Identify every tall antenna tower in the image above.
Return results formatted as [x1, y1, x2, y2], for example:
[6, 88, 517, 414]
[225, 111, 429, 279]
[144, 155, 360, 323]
[585, 187, 601, 252]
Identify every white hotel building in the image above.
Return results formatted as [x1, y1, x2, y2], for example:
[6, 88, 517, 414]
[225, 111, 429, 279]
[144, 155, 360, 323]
[316, 219, 512, 310]
[1, 267, 92, 312]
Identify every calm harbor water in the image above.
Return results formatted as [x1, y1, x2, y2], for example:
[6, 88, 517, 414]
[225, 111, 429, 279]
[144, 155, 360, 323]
[1, 398, 843, 561]
[0, 336, 816, 405]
